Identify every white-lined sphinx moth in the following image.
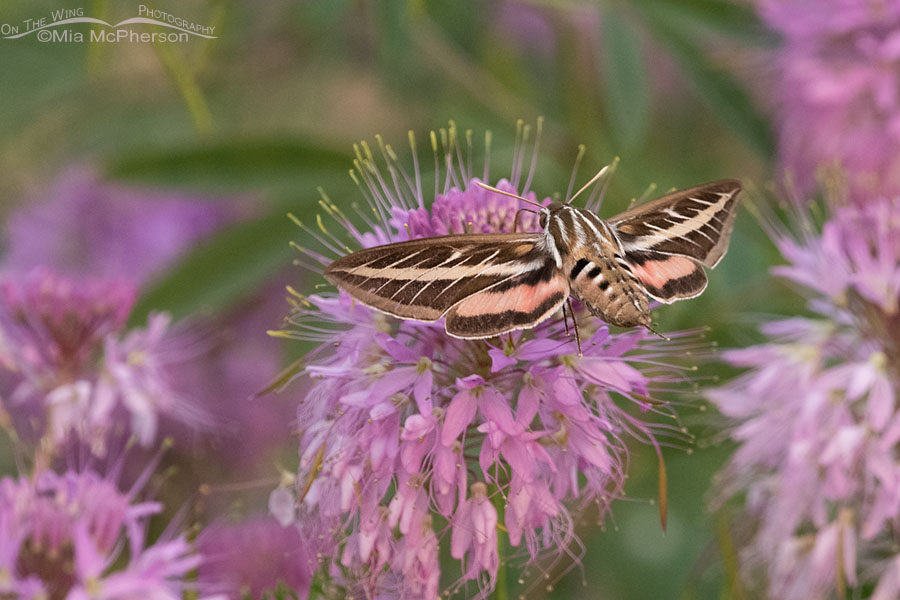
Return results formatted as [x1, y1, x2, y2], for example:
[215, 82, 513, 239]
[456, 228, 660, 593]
[325, 179, 741, 342]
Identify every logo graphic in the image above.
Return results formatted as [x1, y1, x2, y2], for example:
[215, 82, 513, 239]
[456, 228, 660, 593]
[1, 5, 216, 43]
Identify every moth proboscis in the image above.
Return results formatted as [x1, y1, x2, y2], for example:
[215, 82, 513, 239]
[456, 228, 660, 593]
[324, 177, 741, 355]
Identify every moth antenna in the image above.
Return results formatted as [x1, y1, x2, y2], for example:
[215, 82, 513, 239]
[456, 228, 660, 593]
[512, 208, 540, 233]
[568, 165, 610, 205]
[476, 181, 548, 213]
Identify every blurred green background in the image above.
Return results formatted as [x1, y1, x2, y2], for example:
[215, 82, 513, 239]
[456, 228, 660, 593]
[0, 1, 793, 597]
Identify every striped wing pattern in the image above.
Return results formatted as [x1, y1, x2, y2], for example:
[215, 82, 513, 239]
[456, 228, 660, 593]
[609, 180, 741, 302]
[610, 180, 741, 268]
[323, 179, 741, 336]
[622, 251, 708, 302]
[323, 234, 562, 331]
[444, 261, 568, 338]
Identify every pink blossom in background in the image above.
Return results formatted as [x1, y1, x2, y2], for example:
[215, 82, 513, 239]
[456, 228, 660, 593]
[160, 286, 299, 474]
[0, 268, 134, 380]
[493, 0, 557, 58]
[757, 0, 900, 201]
[198, 516, 315, 599]
[1, 167, 247, 285]
[708, 195, 900, 598]
[0, 168, 297, 472]
[0, 269, 201, 453]
[0, 167, 302, 598]
[0, 468, 216, 600]
[276, 125, 705, 599]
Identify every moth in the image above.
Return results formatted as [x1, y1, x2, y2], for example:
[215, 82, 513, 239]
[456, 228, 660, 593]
[324, 179, 741, 349]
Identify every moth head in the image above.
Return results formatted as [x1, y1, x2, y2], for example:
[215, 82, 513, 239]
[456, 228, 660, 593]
[541, 201, 567, 229]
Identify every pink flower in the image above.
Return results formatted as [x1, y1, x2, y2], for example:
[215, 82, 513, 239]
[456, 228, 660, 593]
[451, 483, 499, 594]
[2, 166, 246, 285]
[392, 515, 440, 600]
[756, 0, 900, 201]
[710, 194, 900, 597]
[1, 166, 297, 474]
[0, 269, 204, 453]
[0, 468, 210, 600]
[198, 517, 315, 600]
[278, 123, 704, 597]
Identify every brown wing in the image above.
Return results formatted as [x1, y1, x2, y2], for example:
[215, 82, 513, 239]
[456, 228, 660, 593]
[624, 252, 708, 303]
[324, 233, 549, 321]
[444, 259, 568, 338]
[609, 180, 742, 269]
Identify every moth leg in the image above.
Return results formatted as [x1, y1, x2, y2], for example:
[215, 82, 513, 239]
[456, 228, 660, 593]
[567, 298, 583, 357]
[562, 300, 571, 336]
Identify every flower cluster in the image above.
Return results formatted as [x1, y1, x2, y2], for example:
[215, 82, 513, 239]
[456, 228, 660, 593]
[708, 194, 900, 598]
[0, 268, 198, 454]
[0, 468, 209, 600]
[276, 124, 702, 598]
[0, 167, 305, 599]
[0, 166, 297, 472]
[757, 0, 900, 201]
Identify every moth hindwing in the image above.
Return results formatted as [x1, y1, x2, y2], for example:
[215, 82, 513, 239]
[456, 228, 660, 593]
[323, 179, 741, 338]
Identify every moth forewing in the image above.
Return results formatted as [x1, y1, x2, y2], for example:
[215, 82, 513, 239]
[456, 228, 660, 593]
[323, 233, 554, 331]
[610, 180, 742, 269]
[444, 260, 569, 338]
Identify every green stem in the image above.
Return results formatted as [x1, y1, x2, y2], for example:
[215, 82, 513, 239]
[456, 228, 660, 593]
[715, 509, 745, 600]
[86, 0, 107, 73]
[155, 42, 213, 134]
[496, 539, 508, 600]
[492, 492, 509, 600]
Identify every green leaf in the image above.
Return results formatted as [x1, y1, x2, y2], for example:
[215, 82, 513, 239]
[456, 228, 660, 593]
[638, 10, 775, 157]
[128, 209, 304, 325]
[599, 9, 651, 151]
[254, 356, 305, 398]
[639, 0, 774, 44]
[106, 139, 350, 191]
[300, 0, 353, 28]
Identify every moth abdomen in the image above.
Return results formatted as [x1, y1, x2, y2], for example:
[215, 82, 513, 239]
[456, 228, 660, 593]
[582, 282, 651, 328]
